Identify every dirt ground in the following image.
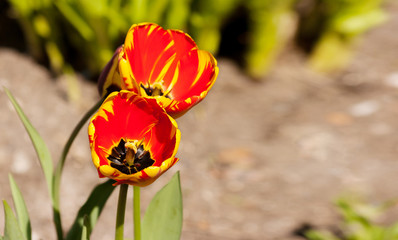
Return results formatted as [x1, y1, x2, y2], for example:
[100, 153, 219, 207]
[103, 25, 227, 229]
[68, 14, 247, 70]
[1, 3, 398, 240]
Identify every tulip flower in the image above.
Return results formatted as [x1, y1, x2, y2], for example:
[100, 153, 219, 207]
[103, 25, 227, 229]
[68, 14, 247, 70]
[97, 45, 124, 96]
[88, 91, 180, 186]
[98, 23, 219, 118]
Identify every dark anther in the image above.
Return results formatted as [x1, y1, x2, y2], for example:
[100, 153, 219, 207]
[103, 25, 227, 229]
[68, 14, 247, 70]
[107, 138, 155, 174]
[110, 163, 131, 174]
[108, 139, 126, 165]
[133, 145, 154, 171]
[140, 83, 165, 97]
[108, 155, 123, 165]
[115, 139, 126, 154]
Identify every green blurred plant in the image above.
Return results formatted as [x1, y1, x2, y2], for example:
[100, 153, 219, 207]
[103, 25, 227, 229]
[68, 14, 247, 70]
[54, 0, 120, 73]
[7, 0, 194, 76]
[8, 0, 64, 72]
[189, 0, 242, 54]
[297, 0, 387, 72]
[244, 0, 296, 79]
[129, 0, 192, 30]
[7, 0, 389, 81]
[7, 0, 194, 102]
[305, 196, 398, 240]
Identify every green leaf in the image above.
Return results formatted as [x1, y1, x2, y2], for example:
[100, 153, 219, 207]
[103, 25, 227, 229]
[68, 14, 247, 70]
[4, 88, 53, 197]
[8, 174, 31, 240]
[305, 229, 341, 240]
[80, 215, 90, 240]
[8, 0, 32, 17]
[4, 88, 63, 238]
[142, 171, 183, 240]
[66, 180, 115, 240]
[3, 200, 26, 240]
[54, 1, 94, 41]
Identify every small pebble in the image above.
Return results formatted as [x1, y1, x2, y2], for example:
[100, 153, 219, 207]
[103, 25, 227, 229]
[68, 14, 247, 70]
[349, 100, 380, 117]
[11, 151, 31, 174]
[384, 72, 398, 88]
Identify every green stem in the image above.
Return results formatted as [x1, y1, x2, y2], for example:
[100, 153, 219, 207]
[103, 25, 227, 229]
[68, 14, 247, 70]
[133, 186, 141, 240]
[115, 184, 129, 240]
[52, 99, 103, 240]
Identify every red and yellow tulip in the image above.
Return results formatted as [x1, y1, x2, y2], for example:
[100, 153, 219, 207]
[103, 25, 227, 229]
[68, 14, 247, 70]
[99, 23, 219, 118]
[97, 45, 123, 96]
[88, 91, 180, 186]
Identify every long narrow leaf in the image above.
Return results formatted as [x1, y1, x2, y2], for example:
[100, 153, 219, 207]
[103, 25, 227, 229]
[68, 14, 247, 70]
[3, 200, 26, 240]
[4, 88, 53, 197]
[4, 88, 62, 238]
[80, 215, 90, 240]
[8, 174, 31, 240]
[142, 171, 183, 240]
[54, 1, 94, 41]
[66, 180, 115, 240]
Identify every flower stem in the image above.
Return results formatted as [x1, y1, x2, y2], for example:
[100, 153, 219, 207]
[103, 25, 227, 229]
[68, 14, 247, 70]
[115, 184, 129, 240]
[133, 186, 142, 240]
[55, 99, 104, 182]
[52, 98, 103, 240]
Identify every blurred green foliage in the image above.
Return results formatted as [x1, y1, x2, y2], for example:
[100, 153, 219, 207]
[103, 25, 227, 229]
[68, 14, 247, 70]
[297, 0, 387, 72]
[7, 0, 196, 76]
[244, 0, 296, 79]
[305, 197, 398, 240]
[190, 0, 241, 54]
[6, 0, 388, 81]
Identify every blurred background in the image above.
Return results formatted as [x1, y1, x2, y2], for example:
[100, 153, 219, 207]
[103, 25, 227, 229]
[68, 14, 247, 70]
[0, 0, 391, 80]
[1, 0, 398, 239]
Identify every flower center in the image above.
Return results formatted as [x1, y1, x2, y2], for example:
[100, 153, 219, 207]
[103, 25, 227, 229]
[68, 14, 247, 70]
[107, 138, 154, 175]
[140, 82, 169, 98]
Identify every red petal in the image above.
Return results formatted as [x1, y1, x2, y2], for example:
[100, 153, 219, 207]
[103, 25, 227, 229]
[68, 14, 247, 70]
[122, 23, 218, 118]
[92, 92, 159, 161]
[144, 113, 178, 166]
[124, 23, 174, 87]
[161, 30, 197, 88]
[170, 49, 217, 100]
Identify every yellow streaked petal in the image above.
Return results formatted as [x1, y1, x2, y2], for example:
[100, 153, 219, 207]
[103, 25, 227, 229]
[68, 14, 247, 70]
[99, 165, 117, 177]
[91, 148, 100, 167]
[142, 166, 162, 178]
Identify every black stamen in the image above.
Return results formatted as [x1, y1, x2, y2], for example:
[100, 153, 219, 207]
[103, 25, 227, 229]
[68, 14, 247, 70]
[115, 139, 126, 154]
[110, 163, 131, 174]
[136, 146, 146, 159]
[140, 83, 166, 97]
[108, 155, 123, 165]
[107, 139, 155, 175]
[134, 145, 154, 171]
